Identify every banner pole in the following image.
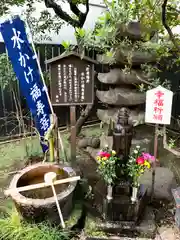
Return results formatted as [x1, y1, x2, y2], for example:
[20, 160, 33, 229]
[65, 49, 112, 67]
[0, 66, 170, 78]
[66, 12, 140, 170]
[24, 19, 54, 114]
[23, 17, 67, 159]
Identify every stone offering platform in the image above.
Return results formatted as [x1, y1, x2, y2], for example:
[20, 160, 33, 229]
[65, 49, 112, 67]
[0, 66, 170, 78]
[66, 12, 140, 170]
[83, 207, 156, 239]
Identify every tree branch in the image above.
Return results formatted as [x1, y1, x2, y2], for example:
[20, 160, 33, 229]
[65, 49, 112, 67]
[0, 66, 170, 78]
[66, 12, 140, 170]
[162, 0, 180, 53]
[68, 0, 89, 28]
[44, 0, 89, 28]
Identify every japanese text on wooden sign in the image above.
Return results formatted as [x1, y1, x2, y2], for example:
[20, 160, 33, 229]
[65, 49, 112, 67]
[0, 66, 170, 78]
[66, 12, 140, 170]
[145, 85, 173, 125]
[49, 55, 94, 105]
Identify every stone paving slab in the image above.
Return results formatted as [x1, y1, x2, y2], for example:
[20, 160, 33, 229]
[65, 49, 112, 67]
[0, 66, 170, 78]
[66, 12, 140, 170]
[119, 238, 152, 240]
[107, 227, 180, 240]
[155, 226, 180, 240]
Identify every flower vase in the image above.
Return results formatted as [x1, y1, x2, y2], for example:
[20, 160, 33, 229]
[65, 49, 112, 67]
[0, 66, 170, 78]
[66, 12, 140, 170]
[107, 184, 113, 201]
[131, 186, 138, 203]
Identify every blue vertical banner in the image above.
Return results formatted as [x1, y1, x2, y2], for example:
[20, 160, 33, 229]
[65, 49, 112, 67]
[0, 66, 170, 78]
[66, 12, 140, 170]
[0, 16, 52, 152]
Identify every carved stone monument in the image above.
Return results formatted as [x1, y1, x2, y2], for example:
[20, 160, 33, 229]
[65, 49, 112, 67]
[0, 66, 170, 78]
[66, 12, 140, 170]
[79, 107, 155, 237]
[75, 21, 158, 239]
[95, 22, 158, 128]
[102, 108, 147, 224]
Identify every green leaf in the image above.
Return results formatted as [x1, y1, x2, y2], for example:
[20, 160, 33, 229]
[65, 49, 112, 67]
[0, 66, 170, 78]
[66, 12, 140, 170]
[61, 40, 71, 50]
[75, 28, 86, 38]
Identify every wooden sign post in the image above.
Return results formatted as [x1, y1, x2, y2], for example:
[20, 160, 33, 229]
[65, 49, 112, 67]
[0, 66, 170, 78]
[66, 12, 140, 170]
[70, 106, 76, 162]
[145, 85, 173, 200]
[46, 52, 97, 163]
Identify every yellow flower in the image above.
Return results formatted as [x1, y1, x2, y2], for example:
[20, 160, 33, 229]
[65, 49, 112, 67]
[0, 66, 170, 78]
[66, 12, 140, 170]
[102, 157, 108, 161]
[140, 169, 144, 173]
[112, 150, 116, 156]
[96, 156, 101, 161]
[144, 160, 151, 169]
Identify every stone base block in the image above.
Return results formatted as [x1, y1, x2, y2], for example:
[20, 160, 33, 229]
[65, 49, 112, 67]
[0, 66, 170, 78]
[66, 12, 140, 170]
[85, 207, 156, 239]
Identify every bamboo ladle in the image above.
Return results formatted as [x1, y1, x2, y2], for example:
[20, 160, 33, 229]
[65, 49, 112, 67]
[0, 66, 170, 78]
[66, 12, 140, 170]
[44, 172, 65, 228]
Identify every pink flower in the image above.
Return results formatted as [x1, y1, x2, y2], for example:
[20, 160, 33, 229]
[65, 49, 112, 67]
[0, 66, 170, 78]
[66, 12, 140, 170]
[136, 157, 145, 165]
[142, 152, 151, 159]
[142, 152, 155, 162]
[150, 156, 155, 162]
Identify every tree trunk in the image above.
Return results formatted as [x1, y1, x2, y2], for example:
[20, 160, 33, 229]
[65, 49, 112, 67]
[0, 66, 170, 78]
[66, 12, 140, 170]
[75, 104, 94, 137]
[68, 102, 95, 142]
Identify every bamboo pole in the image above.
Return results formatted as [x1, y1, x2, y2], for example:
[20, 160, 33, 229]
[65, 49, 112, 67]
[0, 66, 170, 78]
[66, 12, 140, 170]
[24, 19, 65, 160]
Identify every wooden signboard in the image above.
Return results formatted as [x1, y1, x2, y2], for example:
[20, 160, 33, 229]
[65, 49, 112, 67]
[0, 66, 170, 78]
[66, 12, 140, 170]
[145, 85, 173, 125]
[46, 52, 97, 163]
[46, 52, 96, 106]
[145, 85, 173, 201]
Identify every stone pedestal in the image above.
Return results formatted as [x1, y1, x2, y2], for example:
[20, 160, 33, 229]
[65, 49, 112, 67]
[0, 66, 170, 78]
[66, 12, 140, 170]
[87, 178, 148, 224]
[84, 207, 156, 239]
[104, 184, 147, 223]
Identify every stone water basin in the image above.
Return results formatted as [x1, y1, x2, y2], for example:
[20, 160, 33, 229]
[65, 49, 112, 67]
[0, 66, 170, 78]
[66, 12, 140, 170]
[8, 162, 77, 224]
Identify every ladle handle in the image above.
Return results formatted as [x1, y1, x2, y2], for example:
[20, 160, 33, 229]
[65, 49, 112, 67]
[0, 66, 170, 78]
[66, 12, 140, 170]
[51, 183, 65, 228]
[4, 176, 80, 196]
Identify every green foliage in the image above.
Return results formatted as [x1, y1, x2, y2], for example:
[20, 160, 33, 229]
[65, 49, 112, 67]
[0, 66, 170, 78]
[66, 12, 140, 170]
[168, 138, 176, 149]
[84, 218, 107, 237]
[75, 28, 86, 38]
[137, 63, 171, 92]
[0, 0, 25, 15]
[78, 9, 179, 53]
[24, 3, 64, 41]
[71, 0, 87, 4]
[0, 54, 17, 89]
[0, 210, 70, 240]
[43, 71, 50, 87]
[61, 40, 71, 50]
[0, 0, 90, 37]
[74, 0, 179, 89]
